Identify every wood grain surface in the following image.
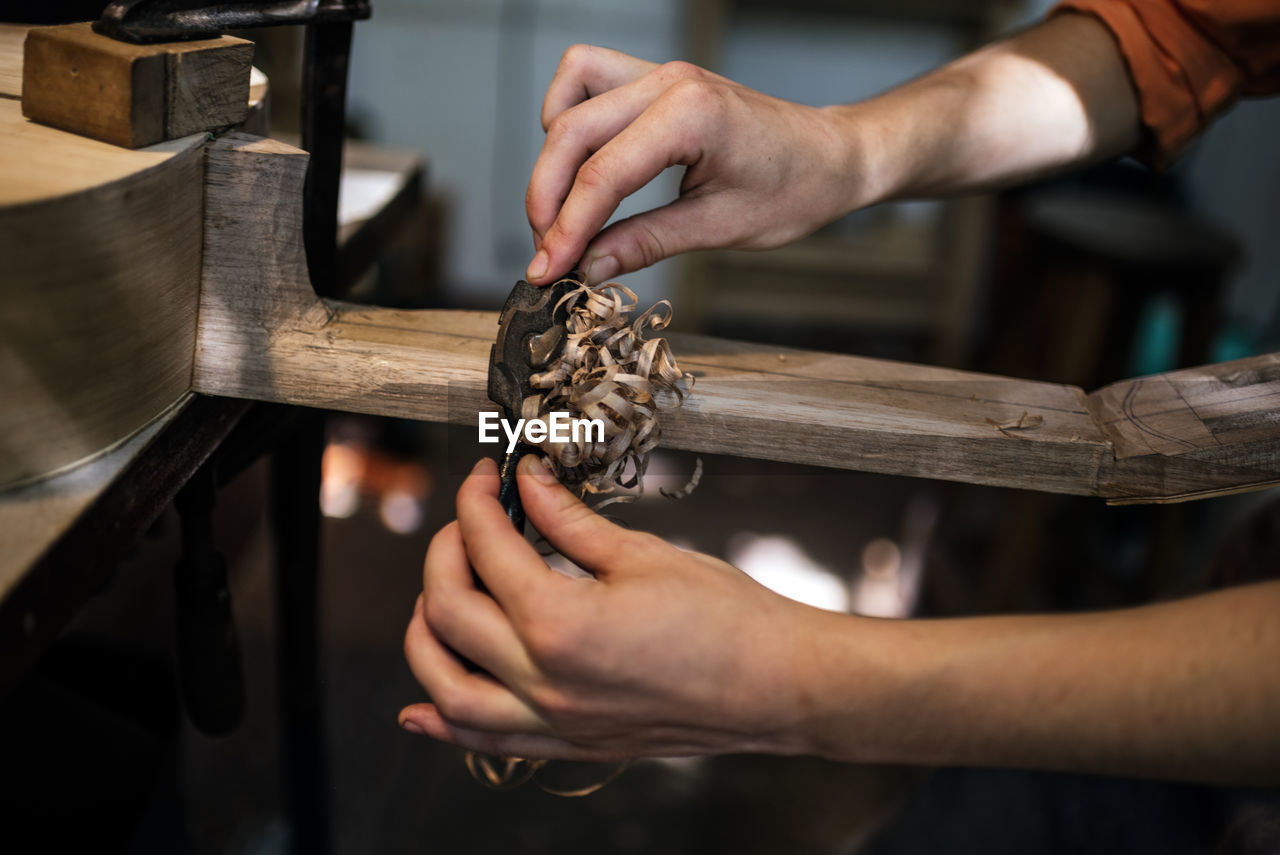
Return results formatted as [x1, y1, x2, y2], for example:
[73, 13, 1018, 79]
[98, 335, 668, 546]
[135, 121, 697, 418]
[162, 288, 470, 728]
[0, 95, 202, 204]
[1091, 355, 1280, 502]
[0, 23, 24, 97]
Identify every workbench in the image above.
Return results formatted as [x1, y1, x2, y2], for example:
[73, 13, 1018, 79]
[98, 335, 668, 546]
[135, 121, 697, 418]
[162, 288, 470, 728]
[0, 24, 422, 852]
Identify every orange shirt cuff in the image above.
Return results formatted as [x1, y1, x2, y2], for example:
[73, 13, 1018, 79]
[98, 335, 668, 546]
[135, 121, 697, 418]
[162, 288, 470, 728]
[1050, 0, 1246, 164]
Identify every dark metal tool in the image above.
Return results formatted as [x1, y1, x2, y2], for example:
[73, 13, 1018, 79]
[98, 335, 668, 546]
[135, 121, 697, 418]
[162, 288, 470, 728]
[94, 0, 372, 44]
[487, 274, 581, 533]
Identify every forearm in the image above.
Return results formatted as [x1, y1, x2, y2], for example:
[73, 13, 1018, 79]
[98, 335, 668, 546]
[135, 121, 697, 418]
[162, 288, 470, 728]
[833, 12, 1141, 208]
[801, 581, 1280, 784]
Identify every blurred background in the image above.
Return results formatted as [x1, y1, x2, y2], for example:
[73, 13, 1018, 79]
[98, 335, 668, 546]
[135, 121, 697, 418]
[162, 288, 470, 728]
[5, 0, 1280, 852]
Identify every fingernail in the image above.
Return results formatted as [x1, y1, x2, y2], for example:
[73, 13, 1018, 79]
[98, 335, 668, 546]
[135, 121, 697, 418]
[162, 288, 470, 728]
[527, 249, 549, 281]
[400, 718, 425, 735]
[584, 254, 618, 285]
[520, 453, 558, 484]
[471, 458, 496, 476]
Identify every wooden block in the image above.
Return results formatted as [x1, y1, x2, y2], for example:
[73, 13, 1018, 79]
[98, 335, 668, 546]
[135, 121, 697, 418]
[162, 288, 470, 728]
[21, 21, 252, 148]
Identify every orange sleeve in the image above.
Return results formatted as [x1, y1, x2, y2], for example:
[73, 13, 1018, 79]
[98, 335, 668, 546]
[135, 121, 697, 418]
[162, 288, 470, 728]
[1051, 0, 1280, 163]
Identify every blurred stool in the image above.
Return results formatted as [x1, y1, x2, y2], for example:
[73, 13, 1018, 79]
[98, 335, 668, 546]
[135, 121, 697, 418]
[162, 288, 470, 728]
[972, 191, 1241, 612]
[985, 190, 1239, 389]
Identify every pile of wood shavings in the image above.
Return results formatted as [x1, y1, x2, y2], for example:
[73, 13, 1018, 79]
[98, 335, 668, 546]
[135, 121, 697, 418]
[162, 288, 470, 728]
[522, 278, 695, 499]
[465, 280, 694, 796]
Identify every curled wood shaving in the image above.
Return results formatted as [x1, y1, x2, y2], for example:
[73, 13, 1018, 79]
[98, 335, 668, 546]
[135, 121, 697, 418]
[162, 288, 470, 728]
[465, 754, 539, 790]
[660, 457, 703, 500]
[523, 279, 695, 499]
[464, 753, 629, 797]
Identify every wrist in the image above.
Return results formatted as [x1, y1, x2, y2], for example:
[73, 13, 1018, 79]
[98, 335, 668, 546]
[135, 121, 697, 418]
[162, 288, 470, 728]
[786, 609, 935, 764]
[820, 102, 898, 213]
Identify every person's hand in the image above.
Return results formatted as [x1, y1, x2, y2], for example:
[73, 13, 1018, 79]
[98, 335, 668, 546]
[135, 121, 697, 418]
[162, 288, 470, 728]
[399, 455, 838, 761]
[525, 45, 873, 286]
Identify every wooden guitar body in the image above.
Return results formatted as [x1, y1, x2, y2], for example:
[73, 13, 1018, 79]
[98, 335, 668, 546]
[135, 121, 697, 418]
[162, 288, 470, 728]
[1, 95, 205, 486]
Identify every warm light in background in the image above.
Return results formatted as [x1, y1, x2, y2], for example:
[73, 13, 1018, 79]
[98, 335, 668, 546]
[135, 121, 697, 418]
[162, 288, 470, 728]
[320, 440, 433, 535]
[727, 533, 850, 613]
[379, 491, 423, 535]
[852, 537, 904, 618]
[850, 493, 939, 618]
[320, 443, 363, 519]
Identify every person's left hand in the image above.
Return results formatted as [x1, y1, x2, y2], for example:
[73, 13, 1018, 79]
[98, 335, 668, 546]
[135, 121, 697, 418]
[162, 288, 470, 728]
[398, 455, 835, 761]
[523, 45, 877, 286]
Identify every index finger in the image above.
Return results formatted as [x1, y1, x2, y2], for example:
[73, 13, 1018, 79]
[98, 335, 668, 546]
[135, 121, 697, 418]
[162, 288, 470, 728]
[456, 458, 569, 615]
[422, 520, 536, 684]
[527, 66, 694, 243]
[542, 44, 657, 129]
[534, 95, 705, 282]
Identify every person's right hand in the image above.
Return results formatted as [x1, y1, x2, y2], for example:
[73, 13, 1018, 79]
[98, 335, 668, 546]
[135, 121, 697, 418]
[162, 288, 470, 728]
[398, 456, 850, 762]
[525, 45, 875, 286]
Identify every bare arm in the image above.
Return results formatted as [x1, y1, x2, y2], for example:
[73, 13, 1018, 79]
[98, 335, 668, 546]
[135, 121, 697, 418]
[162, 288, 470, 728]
[401, 460, 1280, 785]
[526, 13, 1139, 285]
[838, 12, 1140, 204]
[806, 580, 1280, 784]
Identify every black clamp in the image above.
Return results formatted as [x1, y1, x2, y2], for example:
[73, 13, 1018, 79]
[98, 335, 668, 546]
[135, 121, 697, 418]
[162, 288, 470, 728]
[94, 0, 371, 44]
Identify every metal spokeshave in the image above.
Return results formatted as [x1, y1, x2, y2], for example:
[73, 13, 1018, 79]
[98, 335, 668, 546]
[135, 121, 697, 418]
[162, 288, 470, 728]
[487, 274, 581, 533]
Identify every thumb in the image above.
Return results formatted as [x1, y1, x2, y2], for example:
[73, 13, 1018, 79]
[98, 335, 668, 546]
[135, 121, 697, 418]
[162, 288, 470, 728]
[581, 196, 719, 282]
[516, 454, 633, 576]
